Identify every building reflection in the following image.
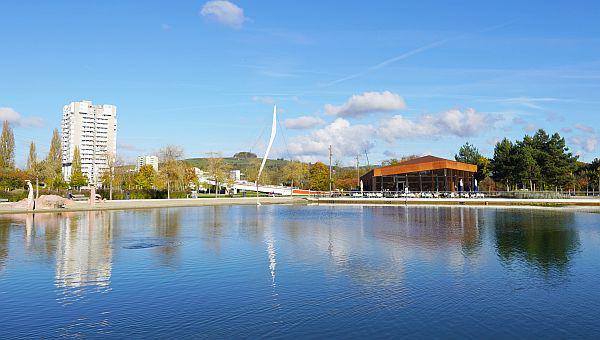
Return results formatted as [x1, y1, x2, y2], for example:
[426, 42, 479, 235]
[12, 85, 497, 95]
[277, 206, 486, 290]
[494, 209, 580, 274]
[55, 211, 114, 304]
[365, 206, 483, 254]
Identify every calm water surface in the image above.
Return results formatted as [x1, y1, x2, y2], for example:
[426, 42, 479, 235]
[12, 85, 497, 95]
[1, 205, 599, 338]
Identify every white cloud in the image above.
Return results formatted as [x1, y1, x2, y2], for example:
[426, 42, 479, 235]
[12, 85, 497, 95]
[288, 108, 497, 162]
[200, 1, 246, 29]
[379, 108, 494, 142]
[436, 108, 490, 137]
[575, 123, 594, 134]
[324, 91, 406, 117]
[161, 23, 172, 31]
[0, 107, 43, 127]
[571, 136, 598, 153]
[288, 118, 375, 161]
[283, 116, 325, 130]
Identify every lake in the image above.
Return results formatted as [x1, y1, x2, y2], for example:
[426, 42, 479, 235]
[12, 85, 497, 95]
[1, 205, 599, 338]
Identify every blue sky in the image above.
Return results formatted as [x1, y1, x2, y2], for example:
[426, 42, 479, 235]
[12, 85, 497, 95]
[1, 0, 599, 167]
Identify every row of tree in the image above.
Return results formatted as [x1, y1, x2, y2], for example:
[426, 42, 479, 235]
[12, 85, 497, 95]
[2, 119, 598, 194]
[1, 121, 65, 190]
[454, 129, 599, 192]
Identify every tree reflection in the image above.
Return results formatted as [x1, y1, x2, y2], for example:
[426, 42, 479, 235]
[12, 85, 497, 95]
[0, 218, 9, 271]
[494, 209, 580, 273]
[152, 208, 182, 265]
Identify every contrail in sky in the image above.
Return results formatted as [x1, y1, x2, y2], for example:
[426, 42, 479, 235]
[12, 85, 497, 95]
[321, 20, 517, 87]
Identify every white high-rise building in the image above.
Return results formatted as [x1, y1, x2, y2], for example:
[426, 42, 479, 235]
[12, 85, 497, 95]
[136, 155, 159, 172]
[62, 100, 117, 185]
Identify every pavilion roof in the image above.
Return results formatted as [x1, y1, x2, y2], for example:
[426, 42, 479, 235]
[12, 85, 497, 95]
[371, 155, 477, 177]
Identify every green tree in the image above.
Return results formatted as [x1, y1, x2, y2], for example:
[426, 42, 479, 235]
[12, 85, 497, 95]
[282, 161, 308, 188]
[590, 158, 600, 192]
[455, 142, 489, 181]
[26, 141, 37, 171]
[490, 138, 515, 190]
[26, 141, 44, 193]
[44, 128, 65, 189]
[134, 164, 156, 189]
[205, 152, 231, 197]
[515, 136, 541, 190]
[545, 132, 578, 190]
[308, 162, 329, 191]
[241, 158, 261, 183]
[69, 146, 88, 189]
[0, 121, 15, 170]
[158, 145, 184, 199]
[233, 151, 257, 159]
[490, 130, 578, 192]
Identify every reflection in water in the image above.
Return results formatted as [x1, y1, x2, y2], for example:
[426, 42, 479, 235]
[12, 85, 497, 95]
[494, 209, 580, 273]
[262, 208, 277, 287]
[0, 218, 9, 271]
[55, 211, 114, 304]
[151, 208, 182, 266]
[365, 206, 483, 258]
[0, 206, 595, 338]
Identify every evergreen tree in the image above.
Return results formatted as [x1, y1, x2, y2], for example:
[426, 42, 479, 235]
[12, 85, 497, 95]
[490, 138, 515, 190]
[590, 158, 600, 192]
[69, 146, 88, 189]
[455, 142, 490, 181]
[0, 121, 15, 170]
[514, 136, 541, 190]
[490, 130, 578, 192]
[545, 132, 577, 190]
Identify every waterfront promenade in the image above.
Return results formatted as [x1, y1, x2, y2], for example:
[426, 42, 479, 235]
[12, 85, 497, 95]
[0, 197, 302, 215]
[3, 195, 600, 215]
[309, 196, 600, 207]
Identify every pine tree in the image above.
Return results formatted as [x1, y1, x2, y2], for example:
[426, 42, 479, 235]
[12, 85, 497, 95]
[455, 142, 490, 181]
[515, 136, 541, 190]
[490, 138, 515, 190]
[0, 121, 15, 170]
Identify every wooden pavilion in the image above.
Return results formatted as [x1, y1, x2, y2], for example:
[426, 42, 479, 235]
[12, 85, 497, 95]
[360, 155, 477, 192]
